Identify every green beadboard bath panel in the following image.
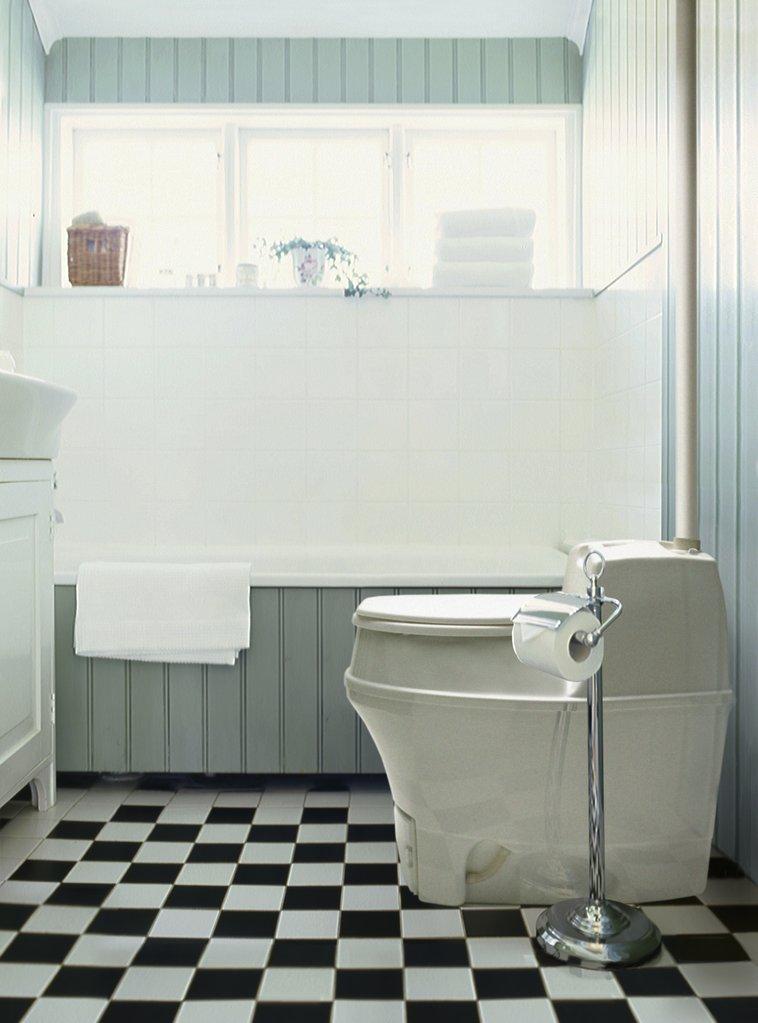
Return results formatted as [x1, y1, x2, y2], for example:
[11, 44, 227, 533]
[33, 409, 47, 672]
[53, 584, 526, 774]
[46, 36, 581, 106]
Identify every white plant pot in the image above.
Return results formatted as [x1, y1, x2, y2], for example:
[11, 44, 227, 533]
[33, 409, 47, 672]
[291, 246, 326, 287]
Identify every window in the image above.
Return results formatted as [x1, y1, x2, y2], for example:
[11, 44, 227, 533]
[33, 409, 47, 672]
[48, 107, 579, 289]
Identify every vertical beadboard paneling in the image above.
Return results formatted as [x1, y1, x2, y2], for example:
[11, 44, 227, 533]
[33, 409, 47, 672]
[167, 664, 205, 772]
[316, 38, 342, 102]
[320, 589, 359, 773]
[91, 660, 128, 771]
[45, 36, 581, 107]
[344, 39, 369, 103]
[282, 589, 319, 771]
[129, 663, 166, 770]
[246, 589, 282, 771]
[206, 661, 245, 771]
[232, 38, 258, 102]
[356, 588, 393, 773]
[698, 0, 758, 880]
[53, 587, 89, 771]
[120, 38, 147, 102]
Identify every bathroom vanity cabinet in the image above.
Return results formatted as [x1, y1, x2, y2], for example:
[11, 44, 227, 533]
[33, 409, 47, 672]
[0, 461, 56, 811]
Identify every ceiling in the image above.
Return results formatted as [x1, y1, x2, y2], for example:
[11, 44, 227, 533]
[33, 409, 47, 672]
[29, 1, 594, 54]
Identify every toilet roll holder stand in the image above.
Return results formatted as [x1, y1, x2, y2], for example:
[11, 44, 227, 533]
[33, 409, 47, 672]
[534, 550, 662, 967]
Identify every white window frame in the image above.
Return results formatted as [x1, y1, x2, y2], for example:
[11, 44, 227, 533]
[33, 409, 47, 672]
[44, 104, 582, 289]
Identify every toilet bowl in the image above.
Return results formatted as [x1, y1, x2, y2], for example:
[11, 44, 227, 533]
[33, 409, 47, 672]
[345, 540, 733, 906]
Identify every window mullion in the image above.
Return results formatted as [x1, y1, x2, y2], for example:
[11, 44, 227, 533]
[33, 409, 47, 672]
[390, 123, 407, 287]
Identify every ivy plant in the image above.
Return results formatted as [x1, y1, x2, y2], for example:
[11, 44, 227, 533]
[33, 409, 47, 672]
[259, 237, 389, 298]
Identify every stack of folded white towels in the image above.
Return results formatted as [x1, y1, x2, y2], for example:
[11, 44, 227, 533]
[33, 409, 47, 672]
[433, 208, 536, 289]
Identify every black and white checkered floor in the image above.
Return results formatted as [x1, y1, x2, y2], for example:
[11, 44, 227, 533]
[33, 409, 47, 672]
[0, 776, 756, 1023]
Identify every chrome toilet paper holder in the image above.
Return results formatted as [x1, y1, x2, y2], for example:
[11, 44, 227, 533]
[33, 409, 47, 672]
[530, 550, 662, 967]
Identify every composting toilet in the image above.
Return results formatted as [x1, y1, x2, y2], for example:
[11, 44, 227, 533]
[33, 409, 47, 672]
[345, 540, 732, 906]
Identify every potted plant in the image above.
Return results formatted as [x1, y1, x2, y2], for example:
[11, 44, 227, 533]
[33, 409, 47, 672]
[264, 238, 389, 297]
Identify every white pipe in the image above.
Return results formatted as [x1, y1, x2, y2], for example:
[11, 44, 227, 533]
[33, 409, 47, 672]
[670, 0, 699, 548]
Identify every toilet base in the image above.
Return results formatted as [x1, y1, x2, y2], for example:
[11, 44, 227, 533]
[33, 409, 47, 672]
[536, 898, 662, 968]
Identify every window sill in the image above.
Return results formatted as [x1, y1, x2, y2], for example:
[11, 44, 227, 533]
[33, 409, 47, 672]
[25, 285, 593, 299]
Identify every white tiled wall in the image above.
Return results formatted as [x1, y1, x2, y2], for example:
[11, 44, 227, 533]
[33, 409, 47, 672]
[590, 250, 664, 540]
[22, 292, 599, 549]
[0, 284, 23, 368]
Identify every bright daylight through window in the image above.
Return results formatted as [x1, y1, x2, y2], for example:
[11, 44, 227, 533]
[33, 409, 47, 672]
[49, 108, 578, 289]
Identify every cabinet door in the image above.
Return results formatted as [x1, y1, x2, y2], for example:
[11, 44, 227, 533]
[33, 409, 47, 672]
[0, 481, 53, 790]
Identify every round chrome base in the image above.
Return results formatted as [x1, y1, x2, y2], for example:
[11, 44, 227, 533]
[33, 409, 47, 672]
[536, 898, 662, 968]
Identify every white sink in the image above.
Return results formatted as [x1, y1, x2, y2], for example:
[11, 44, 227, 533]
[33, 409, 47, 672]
[0, 369, 77, 459]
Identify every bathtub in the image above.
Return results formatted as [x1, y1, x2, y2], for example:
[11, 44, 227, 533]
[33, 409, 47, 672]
[53, 543, 564, 775]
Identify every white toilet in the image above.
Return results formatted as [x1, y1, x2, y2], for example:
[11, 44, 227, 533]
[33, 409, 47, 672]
[345, 540, 733, 906]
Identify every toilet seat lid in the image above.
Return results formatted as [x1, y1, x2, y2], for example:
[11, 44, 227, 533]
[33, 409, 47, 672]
[354, 593, 531, 633]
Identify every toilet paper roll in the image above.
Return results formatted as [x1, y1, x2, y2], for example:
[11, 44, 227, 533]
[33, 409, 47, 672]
[512, 592, 604, 683]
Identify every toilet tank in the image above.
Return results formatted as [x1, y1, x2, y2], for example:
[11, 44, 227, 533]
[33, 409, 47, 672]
[563, 540, 729, 698]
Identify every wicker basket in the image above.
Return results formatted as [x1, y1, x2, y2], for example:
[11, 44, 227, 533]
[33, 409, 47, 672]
[67, 225, 129, 286]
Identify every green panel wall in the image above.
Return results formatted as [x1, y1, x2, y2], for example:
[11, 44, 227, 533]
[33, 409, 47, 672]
[45, 36, 582, 105]
[0, 0, 45, 286]
[53, 584, 529, 775]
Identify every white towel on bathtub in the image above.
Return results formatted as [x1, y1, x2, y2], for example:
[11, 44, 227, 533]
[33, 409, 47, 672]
[432, 260, 534, 289]
[437, 208, 536, 239]
[75, 562, 251, 665]
[435, 235, 534, 263]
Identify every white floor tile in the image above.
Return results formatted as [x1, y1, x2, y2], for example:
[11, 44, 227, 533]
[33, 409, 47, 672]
[333, 1001, 404, 1023]
[65, 933, 144, 967]
[150, 908, 219, 938]
[176, 863, 236, 886]
[643, 904, 728, 934]
[64, 861, 129, 884]
[520, 906, 546, 937]
[223, 884, 284, 911]
[0, 880, 58, 903]
[133, 841, 192, 863]
[405, 966, 475, 1000]
[345, 842, 398, 863]
[627, 996, 715, 1023]
[341, 884, 399, 911]
[0, 816, 58, 839]
[288, 863, 344, 886]
[157, 808, 210, 824]
[305, 791, 350, 808]
[240, 842, 294, 864]
[336, 938, 403, 968]
[114, 965, 195, 1001]
[700, 878, 758, 905]
[737, 932, 758, 962]
[123, 791, 174, 806]
[251, 806, 303, 825]
[258, 967, 334, 1001]
[97, 822, 153, 842]
[22, 904, 98, 934]
[466, 937, 538, 968]
[177, 1002, 255, 1023]
[0, 837, 44, 860]
[401, 908, 465, 938]
[678, 960, 758, 997]
[541, 965, 624, 999]
[479, 1000, 558, 1023]
[199, 937, 272, 968]
[0, 930, 14, 956]
[103, 883, 171, 909]
[297, 824, 347, 843]
[276, 910, 340, 939]
[0, 962, 59, 996]
[213, 792, 262, 808]
[22, 997, 108, 1023]
[197, 824, 249, 844]
[347, 806, 395, 825]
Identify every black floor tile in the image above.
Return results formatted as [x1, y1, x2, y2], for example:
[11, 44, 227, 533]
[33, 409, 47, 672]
[709, 857, 745, 879]
[11, 859, 72, 882]
[1, 932, 76, 963]
[336, 968, 404, 999]
[705, 998, 758, 1022]
[214, 910, 279, 938]
[121, 863, 181, 885]
[710, 905, 758, 932]
[301, 808, 348, 824]
[234, 864, 290, 886]
[186, 968, 262, 999]
[340, 910, 401, 938]
[207, 807, 257, 824]
[187, 843, 243, 863]
[112, 805, 163, 823]
[283, 886, 342, 910]
[248, 825, 298, 842]
[0, 999, 33, 1023]
[617, 966, 694, 996]
[554, 1000, 636, 1022]
[133, 938, 208, 966]
[663, 933, 750, 963]
[406, 1002, 479, 1023]
[49, 820, 103, 840]
[164, 884, 226, 909]
[344, 863, 397, 885]
[268, 939, 337, 967]
[83, 841, 141, 862]
[147, 824, 200, 842]
[44, 965, 124, 998]
[462, 908, 527, 937]
[0, 904, 35, 930]
[294, 843, 346, 863]
[404, 938, 469, 967]
[347, 824, 395, 842]
[473, 967, 546, 999]
[100, 1002, 179, 1022]
[88, 908, 159, 935]
[46, 882, 114, 905]
[253, 1005, 331, 1023]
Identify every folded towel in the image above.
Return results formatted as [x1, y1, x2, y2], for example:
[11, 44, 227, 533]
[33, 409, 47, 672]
[435, 236, 534, 263]
[433, 261, 534, 289]
[75, 562, 251, 665]
[437, 208, 536, 239]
